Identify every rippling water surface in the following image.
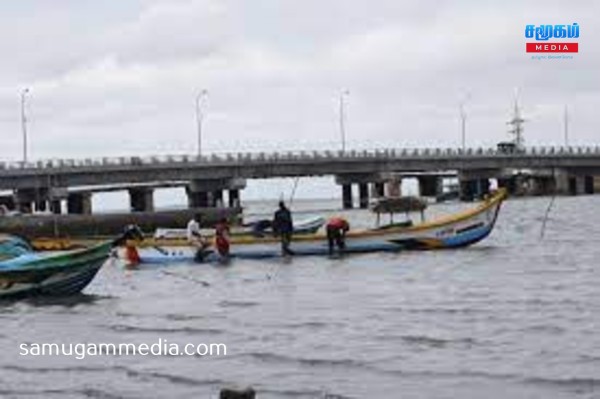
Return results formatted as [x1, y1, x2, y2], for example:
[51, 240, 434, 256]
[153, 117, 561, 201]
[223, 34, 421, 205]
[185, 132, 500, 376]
[1, 196, 599, 398]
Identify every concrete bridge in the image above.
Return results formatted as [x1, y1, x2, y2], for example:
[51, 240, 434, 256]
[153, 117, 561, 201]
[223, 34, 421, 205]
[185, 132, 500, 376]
[2, 145, 600, 214]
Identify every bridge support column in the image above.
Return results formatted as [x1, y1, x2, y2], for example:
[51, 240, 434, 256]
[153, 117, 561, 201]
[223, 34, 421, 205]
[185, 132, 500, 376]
[129, 188, 154, 212]
[67, 193, 92, 214]
[358, 183, 369, 209]
[14, 189, 36, 213]
[594, 177, 600, 194]
[386, 179, 401, 197]
[0, 195, 15, 211]
[524, 177, 554, 196]
[336, 173, 389, 208]
[418, 176, 440, 197]
[212, 190, 224, 207]
[497, 178, 516, 195]
[477, 178, 490, 198]
[34, 199, 47, 212]
[460, 178, 489, 201]
[188, 179, 246, 209]
[342, 184, 353, 209]
[50, 200, 62, 214]
[584, 176, 594, 194]
[553, 169, 571, 195]
[571, 176, 588, 195]
[459, 180, 476, 201]
[187, 191, 209, 208]
[229, 189, 240, 207]
[373, 182, 385, 198]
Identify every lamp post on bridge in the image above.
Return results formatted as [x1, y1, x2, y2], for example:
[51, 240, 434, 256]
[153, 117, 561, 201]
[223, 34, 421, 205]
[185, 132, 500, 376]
[563, 105, 569, 147]
[339, 90, 350, 153]
[459, 102, 467, 153]
[459, 92, 470, 153]
[20, 88, 30, 164]
[195, 89, 208, 157]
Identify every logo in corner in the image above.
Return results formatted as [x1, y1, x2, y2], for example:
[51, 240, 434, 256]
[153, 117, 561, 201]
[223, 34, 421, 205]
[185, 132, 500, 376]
[525, 23, 579, 53]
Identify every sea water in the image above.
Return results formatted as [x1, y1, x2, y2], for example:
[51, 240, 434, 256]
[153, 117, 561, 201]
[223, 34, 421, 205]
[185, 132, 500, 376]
[0, 196, 598, 398]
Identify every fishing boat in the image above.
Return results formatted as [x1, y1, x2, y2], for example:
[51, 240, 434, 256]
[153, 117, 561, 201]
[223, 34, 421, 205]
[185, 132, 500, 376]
[0, 228, 139, 299]
[125, 188, 507, 264]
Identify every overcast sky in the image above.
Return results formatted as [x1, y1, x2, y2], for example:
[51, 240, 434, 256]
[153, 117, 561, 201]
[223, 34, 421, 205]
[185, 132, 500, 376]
[0, 0, 598, 164]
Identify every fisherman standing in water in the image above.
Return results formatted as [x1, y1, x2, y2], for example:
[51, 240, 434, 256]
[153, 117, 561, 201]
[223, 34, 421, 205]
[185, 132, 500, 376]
[326, 216, 350, 255]
[214, 217, 231, 258]
[273, 201, 294, 256]
[187, 213, 209, 261]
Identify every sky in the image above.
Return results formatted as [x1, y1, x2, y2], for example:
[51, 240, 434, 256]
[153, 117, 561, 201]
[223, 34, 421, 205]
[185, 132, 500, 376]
[0, 1, 598, 204]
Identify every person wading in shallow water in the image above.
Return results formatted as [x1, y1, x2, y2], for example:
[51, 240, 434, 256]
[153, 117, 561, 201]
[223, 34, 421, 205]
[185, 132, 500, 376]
[187, 213, 209, 261]
[326, 216, 350, 255]
[214, 217, 231, 258]
[272, 201, 294, 256]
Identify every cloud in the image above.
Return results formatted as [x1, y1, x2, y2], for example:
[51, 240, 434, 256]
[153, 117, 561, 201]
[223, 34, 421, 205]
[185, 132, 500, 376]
[0, 0, 598, 164]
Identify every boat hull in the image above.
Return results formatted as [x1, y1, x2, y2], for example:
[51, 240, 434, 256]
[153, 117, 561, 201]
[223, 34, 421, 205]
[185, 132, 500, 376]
[129, 189, 507, 264]
[0, 242, 112, 299]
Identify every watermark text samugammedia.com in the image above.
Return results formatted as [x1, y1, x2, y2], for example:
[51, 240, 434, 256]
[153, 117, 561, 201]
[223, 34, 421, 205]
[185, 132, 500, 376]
[20, 339, 226, 360]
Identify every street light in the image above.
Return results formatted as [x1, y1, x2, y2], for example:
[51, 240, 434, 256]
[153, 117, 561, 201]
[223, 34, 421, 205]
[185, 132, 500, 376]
[195, 89, 208, 156]
[563, 105, 569, 147]
[20, 88, 30, 163]
[339, 90, 350, 153]
[459, 101, 467, 153]
[459, 92, 470, 153]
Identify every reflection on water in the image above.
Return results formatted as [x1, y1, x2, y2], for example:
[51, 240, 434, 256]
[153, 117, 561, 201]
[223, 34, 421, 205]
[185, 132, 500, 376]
[0, 196, 599, 398]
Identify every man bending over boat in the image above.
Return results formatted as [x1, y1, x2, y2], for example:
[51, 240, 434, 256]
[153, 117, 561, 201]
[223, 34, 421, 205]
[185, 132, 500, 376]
[326, 217, 350, 255]
[187, 214, 209, 260]
[273, 201, 294, 256]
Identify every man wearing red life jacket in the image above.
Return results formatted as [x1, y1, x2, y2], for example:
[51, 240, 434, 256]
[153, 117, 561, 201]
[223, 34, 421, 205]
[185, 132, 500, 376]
[326, 217, 350, 255]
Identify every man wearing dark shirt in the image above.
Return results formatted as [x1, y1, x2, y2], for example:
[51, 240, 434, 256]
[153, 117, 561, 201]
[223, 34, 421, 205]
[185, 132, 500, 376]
[273, 201, 294, 256]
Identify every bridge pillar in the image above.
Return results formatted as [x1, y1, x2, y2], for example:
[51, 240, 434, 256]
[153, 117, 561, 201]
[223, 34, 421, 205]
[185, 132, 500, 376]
[46, 187, 68, 214]
[212, 190, 224, 207]
[14, 189, 36, 213]
[373, 182, 385, 198]
[584, 176, 594, 194]
[418, 176, 440, 197]
[477, 178, 490, 198]
[229, 189, 240, 208]
[34, 199, 47, 212]
[497, 178, 517, 196]
[50, 200, 62, 214]
[188, 179, 246, 209]
[569, 176, 594, 195]
[129, 188, 154, 212]
[459, 179, 488, 201]
[0, 195, 15, 211]
[358, 183, 369, 209]
[525, 176, 554, 196]
[67, 193, 92, 214]
[553, 169, 571, 195]
[187, 191, 209, 208]
[386, 179, 401, 197]
[342, 184, 353, 209]
[459, 180, 476, 201]
[594, 177, 600, 194]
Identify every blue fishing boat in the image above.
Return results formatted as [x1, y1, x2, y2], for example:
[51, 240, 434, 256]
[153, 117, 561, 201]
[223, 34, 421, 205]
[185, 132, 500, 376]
[125, 189, 507, 264]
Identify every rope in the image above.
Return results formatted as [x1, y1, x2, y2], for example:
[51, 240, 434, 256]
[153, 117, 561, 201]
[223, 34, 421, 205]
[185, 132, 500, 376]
[540, 168, 557, 239]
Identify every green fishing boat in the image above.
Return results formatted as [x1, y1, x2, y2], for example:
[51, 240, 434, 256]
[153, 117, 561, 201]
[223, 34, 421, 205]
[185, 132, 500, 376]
[0, 227, 140, 299]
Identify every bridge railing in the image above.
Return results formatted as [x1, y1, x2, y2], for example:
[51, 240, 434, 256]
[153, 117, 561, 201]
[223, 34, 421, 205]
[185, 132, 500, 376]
[1, 145, 600, 172]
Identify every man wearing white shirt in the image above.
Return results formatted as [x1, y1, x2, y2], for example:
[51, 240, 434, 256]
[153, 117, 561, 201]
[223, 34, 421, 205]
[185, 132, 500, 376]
[186, 214, 208, 252]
